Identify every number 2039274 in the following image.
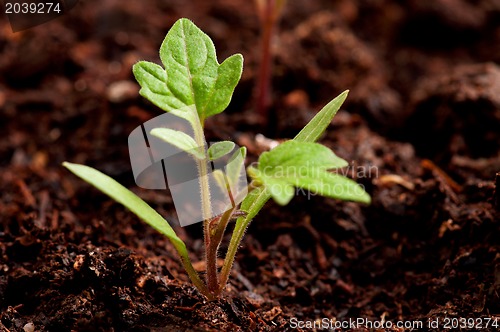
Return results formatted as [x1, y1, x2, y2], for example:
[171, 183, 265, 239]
[4, 2, 61, 14]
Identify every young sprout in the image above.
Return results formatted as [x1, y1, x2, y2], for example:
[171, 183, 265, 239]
[63, 18, 370, 300]
[254, 0, 287, 126]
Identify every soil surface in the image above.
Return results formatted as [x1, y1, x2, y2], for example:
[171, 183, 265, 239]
[1, 0, 499, 331]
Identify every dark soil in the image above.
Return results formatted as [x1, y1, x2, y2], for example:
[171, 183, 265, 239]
[1, 0, 499, 331]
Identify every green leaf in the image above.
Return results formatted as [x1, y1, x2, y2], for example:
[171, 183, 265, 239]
[226, 147, 246, 191]
[237, 91, 350, 219]
[62, 162, 209, 295]
[212, 169, 228, 193]
[294, 90, 348, 143]
[288, 171, 371, 204]
[62, 162, 187, 256]
[258, 141, 348, 170]
[252, 169, 294, 205]
[211, 147, 247, 204]
[132, 61, 186, 113]
[234, 91, 358, 236]
[250, 141, 369, 205]
[222, 92, 367, 291]
[150, 128, 205, 160]
[133, 18, 243, 124]
[207, 141, 235, 161]
[168, 105, 199, 127]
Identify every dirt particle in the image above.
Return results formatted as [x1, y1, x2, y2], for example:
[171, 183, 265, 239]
[23, 322, 35, 332]
[242, 291, 265, 308]
[73, 255, 85, 271]
[106, 80, 139, 103]
[263, 306, 282, 322]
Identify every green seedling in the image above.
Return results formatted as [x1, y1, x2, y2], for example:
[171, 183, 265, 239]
[63, 18, 370, 300]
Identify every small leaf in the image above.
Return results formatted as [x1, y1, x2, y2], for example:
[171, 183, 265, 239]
[207, 141, 235, 160]
[294, 90, 348, 143]
[134, 18, 243, 124]
[259, 141, 348, 170]
[132, 61, 186, 114]
[62, 162, 209, 295]
[267, 180, 294, 205]
[226, 147, 246, 190]
[224, 92, 367, 291]
[227, 91, 350, 226]
[251, 141, 369, 205]
[62, 162, 187, 253]
[232, 92, 350, 240]
[251, 168, 294, 205]
[130, 60, 199, 124]
[150, 128, 205, 160]
[225, 147, 248, 203]
[212, 147, 248, 204]
[289, 171, 371, 204]
[212, 169, 228, 193]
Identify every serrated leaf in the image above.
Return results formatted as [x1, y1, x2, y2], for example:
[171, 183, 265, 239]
[294, 90, 348, 143]
[131, 62, 199, 125]
[133, 61, 186, 113]
[150, 128, 205, 160]
[251, 141, 369, 205]
[207, 141, 235, 161]
[134, 18, 243, 124]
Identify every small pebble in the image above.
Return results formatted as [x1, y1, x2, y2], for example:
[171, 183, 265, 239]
[23, 322, 35, 332]
[106, 80, 138, 103]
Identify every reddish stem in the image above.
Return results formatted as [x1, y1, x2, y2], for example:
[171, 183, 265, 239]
[205, 216, 220, 293]
[255, 0, 278, 124]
